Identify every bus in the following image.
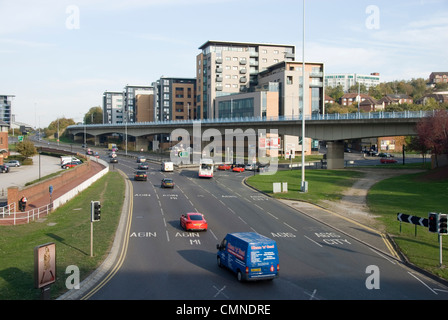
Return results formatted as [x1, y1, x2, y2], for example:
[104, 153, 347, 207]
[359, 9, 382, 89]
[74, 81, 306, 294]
[199, 159, 214, 178]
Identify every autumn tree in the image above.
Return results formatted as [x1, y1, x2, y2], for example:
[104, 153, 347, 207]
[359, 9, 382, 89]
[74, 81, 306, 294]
[416, 109, 448, 167]
[16, 140, 38, 160]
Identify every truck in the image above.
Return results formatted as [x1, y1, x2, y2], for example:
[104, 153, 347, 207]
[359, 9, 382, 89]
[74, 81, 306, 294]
[161, 161, 174, 172]
[216, 232, 279, 281]
[108, 143, 118, 151]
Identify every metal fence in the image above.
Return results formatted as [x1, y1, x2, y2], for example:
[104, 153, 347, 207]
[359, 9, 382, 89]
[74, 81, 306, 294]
[0, 202, 53, 225]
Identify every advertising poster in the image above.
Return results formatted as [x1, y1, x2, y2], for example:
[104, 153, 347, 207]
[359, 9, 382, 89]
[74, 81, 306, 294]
[34, 242, 56, 289]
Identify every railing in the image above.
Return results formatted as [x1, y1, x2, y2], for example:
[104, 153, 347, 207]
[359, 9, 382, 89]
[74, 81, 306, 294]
[0, 202, 16, 217]
[68, 110, 435, 130]
[0, 203, 53, 225]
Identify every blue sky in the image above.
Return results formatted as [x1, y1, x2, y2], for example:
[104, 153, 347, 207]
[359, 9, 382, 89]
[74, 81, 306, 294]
[1, 0, 447, 127]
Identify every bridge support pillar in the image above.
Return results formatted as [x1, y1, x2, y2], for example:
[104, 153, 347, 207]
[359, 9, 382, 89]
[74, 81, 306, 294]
[135, 137, 148, 152]
[94, 136, 100, 146]
[326, 140, 345, 169]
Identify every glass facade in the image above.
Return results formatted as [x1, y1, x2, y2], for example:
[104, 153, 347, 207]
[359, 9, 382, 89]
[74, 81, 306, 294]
[218, 98, 254, 118]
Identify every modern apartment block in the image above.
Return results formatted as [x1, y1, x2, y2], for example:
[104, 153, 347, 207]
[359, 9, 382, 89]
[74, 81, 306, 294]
[123, 85, 154, 123]
[0, 95, 14, 126]
[152, 77, 196, 121]
[103, 91, 124, 124]
[196, 40, 295, 119]
[325, 73, 380, 92]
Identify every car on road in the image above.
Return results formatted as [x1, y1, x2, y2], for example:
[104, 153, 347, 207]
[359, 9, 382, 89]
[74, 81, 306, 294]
[134, 170, 147, 181]
[61, 161, 81, 169]
[136, 156, 146, 163]
[379, 152, 394, 158]
[161, 178, 174, 188]
[5, 160, 20, 167]
[110, 157, 118, 163]
[0, 164, 9, 173]
[232, 166, 245, 172]
[180, 212, 208, 231]
[138, 162, 149, 170]
[218, 164, 231, 171]
[245, 163, 257, 171]
[380, 158, 397, 164]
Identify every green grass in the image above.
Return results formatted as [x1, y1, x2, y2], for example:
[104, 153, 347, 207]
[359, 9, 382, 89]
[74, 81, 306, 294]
[0, 171, 125, 300]
[368, 170, 448, 279]
[247, 165, 448, 281]
[247, 169, 363, 204]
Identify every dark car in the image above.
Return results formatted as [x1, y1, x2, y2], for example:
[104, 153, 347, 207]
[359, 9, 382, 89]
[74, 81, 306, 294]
[161, 178, 175, 188]
[110, 157, 118, 163]
[0, 164, 9, 173]
[134, 170, 147, 181]
[138, 162, 149, 170]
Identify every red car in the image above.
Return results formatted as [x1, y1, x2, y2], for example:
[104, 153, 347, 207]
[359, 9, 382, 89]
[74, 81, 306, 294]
[180, 213, 208, 231]
[380, 158, 397, 164]
[218, 164, 231, 170]
[232, 166, 245, 172]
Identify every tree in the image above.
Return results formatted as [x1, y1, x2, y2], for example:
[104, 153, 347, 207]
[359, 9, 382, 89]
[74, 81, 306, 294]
[16, 140, 37, 160]
[84, 106, 103, 124]
[416, 109, 448, 167]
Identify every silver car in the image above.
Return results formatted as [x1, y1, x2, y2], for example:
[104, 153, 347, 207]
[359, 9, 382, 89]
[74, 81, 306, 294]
[6, 160, 20, 167]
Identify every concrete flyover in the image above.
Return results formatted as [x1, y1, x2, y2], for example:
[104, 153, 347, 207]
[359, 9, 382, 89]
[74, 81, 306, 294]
[67, 110, 432, 169]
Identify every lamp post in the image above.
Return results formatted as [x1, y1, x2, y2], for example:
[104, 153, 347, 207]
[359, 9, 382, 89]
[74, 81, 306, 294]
[301, 0, 308, 193]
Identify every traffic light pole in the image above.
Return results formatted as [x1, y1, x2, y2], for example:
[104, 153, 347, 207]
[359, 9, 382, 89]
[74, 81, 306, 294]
[91, 220, 94, 257]
[440, 234, 443, 268]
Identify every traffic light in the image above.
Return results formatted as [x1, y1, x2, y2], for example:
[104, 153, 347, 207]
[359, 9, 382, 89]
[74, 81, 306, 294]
[438, 213, 448, 235]
[428, 212, 438, 233]
[91, 201, 101, 222]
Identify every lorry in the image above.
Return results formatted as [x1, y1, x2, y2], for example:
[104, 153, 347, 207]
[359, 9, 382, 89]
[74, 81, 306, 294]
[216, 232, 279, 281]
[161, 161, 174, 172]
[108, 143, 118, 151]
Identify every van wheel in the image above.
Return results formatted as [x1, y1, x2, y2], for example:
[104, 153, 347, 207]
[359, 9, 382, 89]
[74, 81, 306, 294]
[237, 270, 243, 282]
[217, 256, 222, 268]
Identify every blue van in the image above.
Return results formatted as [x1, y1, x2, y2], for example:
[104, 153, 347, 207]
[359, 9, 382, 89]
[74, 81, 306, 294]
[216, 232, 279, 281]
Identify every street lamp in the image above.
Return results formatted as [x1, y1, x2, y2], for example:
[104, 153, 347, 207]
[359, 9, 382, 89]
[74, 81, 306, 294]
[301, 0, 308, 193]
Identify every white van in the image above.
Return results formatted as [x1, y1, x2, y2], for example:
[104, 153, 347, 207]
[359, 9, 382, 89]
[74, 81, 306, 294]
[161, 161, 174, 172]
[60, 156, 80, 165]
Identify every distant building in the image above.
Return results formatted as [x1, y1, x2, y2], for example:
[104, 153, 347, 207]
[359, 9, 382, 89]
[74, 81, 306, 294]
[123, 85, 154, 123]
[103, 91, 123, 124]
[152, 77, 196, 121]
[429, 72, 448, 85]
[415, 93, 448, 105]
[377, 94, 413, 107]
[0, 95, 14, 126]
[325, 73, 380, 92]
[196, 40, 295, 119]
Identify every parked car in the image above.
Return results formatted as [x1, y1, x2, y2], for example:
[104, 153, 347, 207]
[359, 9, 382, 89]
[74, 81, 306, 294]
[245, 163, 257, 171]
[380, 158, 397, 164]
[5, 160, 20, 167]
[161, 178, 175, 188]
[379, 152, 394, 158]
[134, 170, 147, 181]
[0, 164, 9, 173]
[180, 212, 208, 231]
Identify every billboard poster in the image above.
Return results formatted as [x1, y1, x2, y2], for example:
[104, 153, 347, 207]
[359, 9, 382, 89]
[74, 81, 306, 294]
[34, 242, 56, 289]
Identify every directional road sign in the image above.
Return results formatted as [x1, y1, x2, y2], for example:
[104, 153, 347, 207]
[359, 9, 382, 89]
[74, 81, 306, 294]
[397, 213, 428, 227]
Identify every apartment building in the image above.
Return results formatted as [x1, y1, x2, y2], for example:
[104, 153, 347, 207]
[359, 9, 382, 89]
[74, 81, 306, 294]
[123, 85, 154, 123]
[152, 77, 196, 121]
[325, 73, 380, 92]
[196, 40, 295, 119]
[0, 95, 14, 126]
[103, 91, 124, 124]
[135, 94, 154, 123]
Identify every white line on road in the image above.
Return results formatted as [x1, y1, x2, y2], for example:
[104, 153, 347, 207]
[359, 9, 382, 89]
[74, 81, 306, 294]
[304, 235, 322, 247]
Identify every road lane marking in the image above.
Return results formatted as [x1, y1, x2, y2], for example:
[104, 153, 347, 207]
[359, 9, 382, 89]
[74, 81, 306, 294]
[304, 235, 323, 247]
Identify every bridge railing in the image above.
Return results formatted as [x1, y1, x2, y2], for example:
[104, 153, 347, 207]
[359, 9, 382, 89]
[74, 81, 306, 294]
[68, 110, 435, 130]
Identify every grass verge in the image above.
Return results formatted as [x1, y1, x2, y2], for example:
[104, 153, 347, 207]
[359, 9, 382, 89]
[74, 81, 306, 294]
[247, 164, 448, 281]
[0, 171, 125, 300]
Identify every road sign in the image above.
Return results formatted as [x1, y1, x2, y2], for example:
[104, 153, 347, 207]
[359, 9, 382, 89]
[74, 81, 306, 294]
[397, 213, 428, 227]
[18, 135, 23, 142]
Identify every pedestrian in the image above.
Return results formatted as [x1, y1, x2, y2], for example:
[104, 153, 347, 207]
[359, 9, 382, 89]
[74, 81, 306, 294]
[19, 195, 27, 212]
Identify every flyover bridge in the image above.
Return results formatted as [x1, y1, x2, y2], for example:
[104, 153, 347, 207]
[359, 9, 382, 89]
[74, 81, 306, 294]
[67, 110, 431, 169]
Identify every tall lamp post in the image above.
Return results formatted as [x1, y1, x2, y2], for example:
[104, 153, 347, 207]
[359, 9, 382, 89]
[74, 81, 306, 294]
[301, 0, 308, 192]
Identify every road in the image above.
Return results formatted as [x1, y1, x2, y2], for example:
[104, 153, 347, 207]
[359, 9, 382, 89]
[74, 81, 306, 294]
[79, 152, 447, 301]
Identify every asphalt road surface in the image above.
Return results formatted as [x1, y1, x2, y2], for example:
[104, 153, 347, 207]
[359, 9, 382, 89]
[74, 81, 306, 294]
[80, 153, 448, 301]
